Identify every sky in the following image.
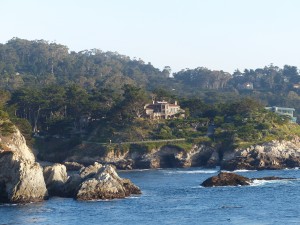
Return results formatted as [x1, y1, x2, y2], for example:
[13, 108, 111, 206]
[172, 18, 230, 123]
[1, 0, 300, 73]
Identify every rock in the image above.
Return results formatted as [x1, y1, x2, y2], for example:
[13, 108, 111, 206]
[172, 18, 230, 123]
[76, 164, 141, 200]
[43, 164, 68, 196]
[201, 172, 251, 187]
[79, 162, 103, 179]
[201, 172, 296, 187]
[64, 143, 219, 170]
[113, 159, 134, 170]
[63, 174, 82, 198]
[0, 128, 48, 203]
[221, 138, 300, 170]
[63, 161, 84, 171]
[135, 155, 161, 169]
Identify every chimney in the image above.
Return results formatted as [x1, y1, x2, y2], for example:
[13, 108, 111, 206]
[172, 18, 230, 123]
[174, 101, 177, 105]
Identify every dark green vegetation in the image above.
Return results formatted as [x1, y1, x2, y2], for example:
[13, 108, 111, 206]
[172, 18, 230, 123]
[1, 38, 300, 161]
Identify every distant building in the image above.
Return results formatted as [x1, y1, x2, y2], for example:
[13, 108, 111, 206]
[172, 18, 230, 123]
[144, 100, 185, 119]
[237, 82, 254, 90]
[265, 106, 297, 123]
[293, 83, 300, 89]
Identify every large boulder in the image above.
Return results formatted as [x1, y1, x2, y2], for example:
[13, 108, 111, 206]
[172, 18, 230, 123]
[43, 163, 68, 196]
[201, 172, 251, 187]
[0, 128, 48, 203]
[63, 174, 82, 198]
[201, 172, 295, 187]
[76, 164, 141, 200]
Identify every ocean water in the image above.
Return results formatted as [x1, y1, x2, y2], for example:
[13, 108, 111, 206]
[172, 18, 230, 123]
[1, 168, 300, 225]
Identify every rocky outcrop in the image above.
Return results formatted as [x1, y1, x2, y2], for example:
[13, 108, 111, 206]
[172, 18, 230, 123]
[222, 138, 300, 170]
[201, 172, 251, 187]
[0, 128, 48, 203]
[58, 162, 141, 200]
[66, 144, 218, 170]
[43, 164, 68, 196]
[79, 162, 103, 179]
[201, 172, 295, 187]
[63, 161, 84, 171]
[76, 164, 141, 200]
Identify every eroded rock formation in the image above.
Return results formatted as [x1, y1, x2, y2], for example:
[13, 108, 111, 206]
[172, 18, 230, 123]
[221, 138, 300, 170]
[66, 144, 217, 170]
[76, 164, 141, 200]
[0, 128, 48, 203]
[46, 162, 142, 200]
[43, 163, 68, 196]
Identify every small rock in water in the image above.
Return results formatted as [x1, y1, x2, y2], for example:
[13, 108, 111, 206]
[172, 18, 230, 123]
[201, 172, 251, 187]
[201, 172, 296, 187]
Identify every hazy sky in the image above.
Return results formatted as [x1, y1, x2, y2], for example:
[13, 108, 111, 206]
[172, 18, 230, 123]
[1, 0, 300, 73]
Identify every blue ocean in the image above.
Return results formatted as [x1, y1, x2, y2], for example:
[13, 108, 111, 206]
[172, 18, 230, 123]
[1, 168, 300, 225]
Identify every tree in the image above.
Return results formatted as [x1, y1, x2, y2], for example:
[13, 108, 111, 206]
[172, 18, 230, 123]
[110, 85, 148, 124]
[0, 90, 10, 108]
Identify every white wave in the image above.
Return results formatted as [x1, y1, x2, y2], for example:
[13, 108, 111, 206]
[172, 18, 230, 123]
[284, 167, 299, 170]
[119, 169, 151, 172]
[251, 179, 291, 186]
[126, 196, 141, 199]
[164, 170, 218, 174]
[233, 169, 257, 173]
[0, 203, 18, 207]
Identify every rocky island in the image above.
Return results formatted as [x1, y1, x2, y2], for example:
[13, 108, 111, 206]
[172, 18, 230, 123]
[201, 172, 295, 187]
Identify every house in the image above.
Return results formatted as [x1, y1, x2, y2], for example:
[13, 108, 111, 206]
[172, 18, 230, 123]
[265, 106, 297, 123]
[237, 82, 254, 90]
[144, 100, 185, 119]
[293, 83, 300, 89]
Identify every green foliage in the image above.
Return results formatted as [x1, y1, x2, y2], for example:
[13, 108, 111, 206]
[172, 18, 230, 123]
[0, 121, 14, 136]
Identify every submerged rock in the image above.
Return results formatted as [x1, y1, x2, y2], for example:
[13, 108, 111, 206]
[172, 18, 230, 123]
[201, 172, 251, 187]
[0, 128, 48, 203]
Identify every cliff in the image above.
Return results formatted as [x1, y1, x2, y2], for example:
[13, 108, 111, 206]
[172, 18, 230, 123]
[0, 127, 48, 203]
[64, 137, 300, 171]
[221, 137, 300, 170]
[65, 143, 218, 170]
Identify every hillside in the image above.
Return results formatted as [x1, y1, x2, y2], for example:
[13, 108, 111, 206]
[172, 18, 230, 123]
[1, 38, 300, 166]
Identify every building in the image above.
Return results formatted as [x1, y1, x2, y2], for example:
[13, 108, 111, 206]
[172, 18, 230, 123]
[265, 106, 297, 123]
[293, 83, 300, 89]
[144, 100, 185, 119]
[237, 82, 254, 90]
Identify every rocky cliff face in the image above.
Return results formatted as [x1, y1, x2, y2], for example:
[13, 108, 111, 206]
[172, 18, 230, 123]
[65, 144, 218, 170]
[0, 127, 48, 203]
[64, 137, 300, 171]
[221, 138, 300, 170]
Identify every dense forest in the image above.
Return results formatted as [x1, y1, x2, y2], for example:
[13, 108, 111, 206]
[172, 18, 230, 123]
[1, 38, 300, 160]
